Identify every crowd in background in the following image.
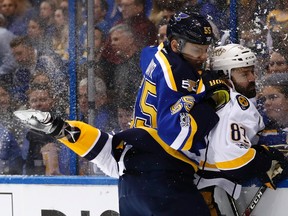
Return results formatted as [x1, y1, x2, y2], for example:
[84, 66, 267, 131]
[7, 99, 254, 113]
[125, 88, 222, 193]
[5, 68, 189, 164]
[0, 0, 287, 176]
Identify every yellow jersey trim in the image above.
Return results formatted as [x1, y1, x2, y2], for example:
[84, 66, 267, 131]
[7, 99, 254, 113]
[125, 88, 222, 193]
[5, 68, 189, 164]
[140, 127, 198, 171]
[216, 148, 256, 170]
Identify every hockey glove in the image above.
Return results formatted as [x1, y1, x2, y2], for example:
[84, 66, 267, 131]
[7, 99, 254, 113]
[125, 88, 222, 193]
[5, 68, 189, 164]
[14, 109, 65, 137]
[253, 145, 288, 189]
[269, 144, 288, 156]
[199, 71, 230, 110]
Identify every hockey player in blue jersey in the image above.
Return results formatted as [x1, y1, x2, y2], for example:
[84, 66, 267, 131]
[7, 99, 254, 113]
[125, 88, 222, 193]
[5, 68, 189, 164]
[129, 11, 218, 215]
[131, 11, 214, 152]
[13, 72, 229, 216]
[14, 75, 288, 216]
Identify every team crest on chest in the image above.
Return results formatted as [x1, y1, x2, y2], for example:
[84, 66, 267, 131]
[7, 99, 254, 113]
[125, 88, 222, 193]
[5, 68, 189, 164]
[236, 95, 250, 110]
[182, 79, 197, 92]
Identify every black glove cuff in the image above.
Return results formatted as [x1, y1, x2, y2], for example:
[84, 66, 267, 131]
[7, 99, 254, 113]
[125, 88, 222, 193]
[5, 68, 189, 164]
[253, 145, 288, 167]
[49, 117, 65, 137]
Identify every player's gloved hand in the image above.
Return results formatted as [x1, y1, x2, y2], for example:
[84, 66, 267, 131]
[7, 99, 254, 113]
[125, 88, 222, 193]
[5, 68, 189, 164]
[253, 145, 288, 189]
[200, 71, 230, 109]
[14, 109, 65, 137]
[269, 144, 288, 156]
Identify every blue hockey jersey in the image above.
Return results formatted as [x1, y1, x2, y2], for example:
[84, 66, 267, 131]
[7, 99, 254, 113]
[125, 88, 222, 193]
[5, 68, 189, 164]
[131, 42, 214, 154]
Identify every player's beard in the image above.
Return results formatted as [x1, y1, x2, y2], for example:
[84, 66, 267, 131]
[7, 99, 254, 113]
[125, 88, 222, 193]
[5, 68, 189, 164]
[234, 82, 256, 99]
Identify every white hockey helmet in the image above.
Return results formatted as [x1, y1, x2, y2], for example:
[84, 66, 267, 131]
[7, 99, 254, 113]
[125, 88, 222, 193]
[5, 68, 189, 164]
[210, 44, 256, 79]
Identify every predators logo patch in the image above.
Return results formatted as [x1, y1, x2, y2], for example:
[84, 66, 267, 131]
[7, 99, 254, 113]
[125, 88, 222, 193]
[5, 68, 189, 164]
[236, 95, 250, 110]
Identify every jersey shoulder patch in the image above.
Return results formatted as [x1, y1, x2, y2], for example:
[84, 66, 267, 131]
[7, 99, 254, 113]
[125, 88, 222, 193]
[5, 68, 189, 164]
[236, 94, 250, 110]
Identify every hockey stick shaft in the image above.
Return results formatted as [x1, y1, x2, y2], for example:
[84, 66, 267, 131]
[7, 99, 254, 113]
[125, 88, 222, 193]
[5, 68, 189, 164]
[227, 192, 241, 216]
[241, 185, 267, 216]
[226, 185, 267, 216]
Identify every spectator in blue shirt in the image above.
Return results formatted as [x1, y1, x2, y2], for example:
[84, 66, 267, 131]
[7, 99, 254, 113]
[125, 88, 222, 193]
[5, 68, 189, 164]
[0, 85, 23, 174]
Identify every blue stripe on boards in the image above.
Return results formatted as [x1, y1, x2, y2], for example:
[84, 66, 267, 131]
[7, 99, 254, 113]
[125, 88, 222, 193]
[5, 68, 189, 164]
[0, 176, 118, 185]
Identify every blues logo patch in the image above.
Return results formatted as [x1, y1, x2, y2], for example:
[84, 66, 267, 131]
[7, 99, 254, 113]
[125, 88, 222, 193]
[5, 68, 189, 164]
[236, 95, 250, 110]
[175, 12, 190, 21]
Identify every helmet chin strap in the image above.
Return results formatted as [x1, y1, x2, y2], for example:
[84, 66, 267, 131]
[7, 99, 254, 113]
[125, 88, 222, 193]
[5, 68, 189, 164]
[228, 79, 236, 91]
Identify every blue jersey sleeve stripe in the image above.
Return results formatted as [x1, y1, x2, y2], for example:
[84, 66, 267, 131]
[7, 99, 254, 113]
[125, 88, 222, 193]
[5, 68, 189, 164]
[156, 50, 177, 91]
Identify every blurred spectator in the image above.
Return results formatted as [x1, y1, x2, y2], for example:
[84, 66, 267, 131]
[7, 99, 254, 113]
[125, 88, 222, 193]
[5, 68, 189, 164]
[149, 0, 185, 26]
[78, 25, 108, 88]
[119, 0, 157, 46]
[258, 73, 288, 146]
[30, 70, 51, 84]
[1, 0, 36, 36]
[93, 0, 109, 34]
[27, 15, 53, 52]
[117, 100, 134, 131]
[59, 0, 68, 10]
[267, 49, 288, 74]
[0, 13, 6, 27]
[103, 24, 142, 107]
[30, 71, 70, 174]
[79, 0, 109, 54]
[82, 25, 107, 64]
[39, 0, 57, 38]
[105, 0, 122, 29]
[0, 121, 23, 175]
[0, 14, 16, 83]
[156, 18, 168, 44]
[30, 71, 68, 116]
[52, 7, 69, 62]
[101, 0, 157, 65]
[266, 2, 288, 51]
[93, 25, 106, 61]
[185, 0, 230, 34]
[22, 85, 62, 175]
[0, 84, 26, 148]
[9, 35, 68, 108]
[183, 2, 223, 41]
[78, 76, 117, 131]
[229, 1, 269, 62]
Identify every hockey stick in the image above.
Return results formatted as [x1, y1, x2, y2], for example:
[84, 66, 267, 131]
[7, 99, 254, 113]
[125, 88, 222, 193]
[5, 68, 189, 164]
[238, 165, 284, 216]
[225, 184, 267, 216]
[226, 192, 240, 216]
[226, 185, 267, 216]
[241, 185, 267, 216]
[269, 144, 288, 154]
[227, 145, 288, 216]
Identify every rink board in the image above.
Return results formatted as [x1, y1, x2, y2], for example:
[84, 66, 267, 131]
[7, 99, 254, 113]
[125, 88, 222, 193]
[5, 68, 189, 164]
[0, 176, 288, 216]
[0, 176, 119, 216]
